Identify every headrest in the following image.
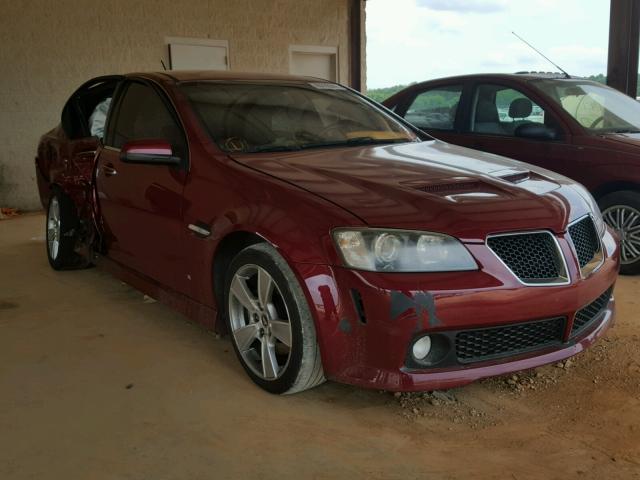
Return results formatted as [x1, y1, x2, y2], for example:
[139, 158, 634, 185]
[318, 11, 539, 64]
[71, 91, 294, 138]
[475, 99, 499, 123]
[509, 98, 533, 119]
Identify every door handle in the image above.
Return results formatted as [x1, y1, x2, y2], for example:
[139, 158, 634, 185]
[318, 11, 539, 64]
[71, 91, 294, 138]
[103, 163, 117, 177]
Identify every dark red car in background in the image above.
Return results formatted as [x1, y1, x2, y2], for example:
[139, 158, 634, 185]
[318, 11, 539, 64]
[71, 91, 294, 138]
[384, 73, 640, 273]
[36, 72, 618, 394]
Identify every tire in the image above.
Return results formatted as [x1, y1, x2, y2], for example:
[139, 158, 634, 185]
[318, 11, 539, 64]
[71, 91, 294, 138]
[598, 190, 640, 275]
[46, 191, 81, 270]
[224, 243, 325, 394]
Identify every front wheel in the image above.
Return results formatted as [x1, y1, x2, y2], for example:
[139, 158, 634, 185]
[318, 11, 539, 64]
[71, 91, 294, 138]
[599, 190, 640, 274]
[224, 243, 325, 394]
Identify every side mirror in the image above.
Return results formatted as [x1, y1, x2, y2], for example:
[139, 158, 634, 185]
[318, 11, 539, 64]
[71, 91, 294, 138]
[515, 123, 559, 141]
[120, 139, 181, 165]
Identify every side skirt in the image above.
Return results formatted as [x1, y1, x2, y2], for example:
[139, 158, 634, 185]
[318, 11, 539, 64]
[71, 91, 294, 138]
[95, 254, 220, 332]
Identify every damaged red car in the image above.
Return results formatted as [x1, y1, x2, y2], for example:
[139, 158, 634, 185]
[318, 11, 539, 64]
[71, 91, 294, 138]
[36, 72, 619, 394]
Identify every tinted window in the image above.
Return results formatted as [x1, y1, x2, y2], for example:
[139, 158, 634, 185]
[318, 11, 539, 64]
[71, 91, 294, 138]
[180, 82, 418, 153]
[471, 84, 546, 136]
[404, 86, 463, 130]
[109, 82, 186, 157]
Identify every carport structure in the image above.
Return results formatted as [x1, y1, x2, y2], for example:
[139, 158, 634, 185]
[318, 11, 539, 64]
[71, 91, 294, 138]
[2, 0, 640, 212]
[1, 2, 640, 479]
[607, 0, 640, 96]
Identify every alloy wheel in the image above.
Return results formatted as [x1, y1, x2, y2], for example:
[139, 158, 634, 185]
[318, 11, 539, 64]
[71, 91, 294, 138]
[228, 264, 293, 380]
[47, 197, 61, 260]
[602, 204, 640, 264]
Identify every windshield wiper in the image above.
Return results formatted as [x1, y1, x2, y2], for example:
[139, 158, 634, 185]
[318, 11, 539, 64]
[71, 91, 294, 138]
[609, 129, 640, 134]
[298, 136, 414, 150]
[239, 137, 414, 153]
[243, 144, 302, 153]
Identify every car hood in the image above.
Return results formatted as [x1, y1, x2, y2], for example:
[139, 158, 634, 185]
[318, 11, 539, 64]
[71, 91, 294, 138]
[600, 132, 640, 148]
[231, 140, 595, 242]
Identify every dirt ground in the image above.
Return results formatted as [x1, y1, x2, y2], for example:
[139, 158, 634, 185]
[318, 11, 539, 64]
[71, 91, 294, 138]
[1, 213, 639, 480]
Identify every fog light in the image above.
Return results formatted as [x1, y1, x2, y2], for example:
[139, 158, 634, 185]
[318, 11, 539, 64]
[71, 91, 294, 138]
[412, 335, 432, 360]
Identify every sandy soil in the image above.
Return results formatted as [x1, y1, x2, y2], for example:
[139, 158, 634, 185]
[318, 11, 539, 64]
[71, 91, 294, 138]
[1, 214, 638, 480]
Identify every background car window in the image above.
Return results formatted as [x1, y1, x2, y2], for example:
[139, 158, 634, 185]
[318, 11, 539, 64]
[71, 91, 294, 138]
[110, 82, 186, 157]
[471, 84, 545, 136]
[404, 86, 463, 130]
[532, 80, 640, 133]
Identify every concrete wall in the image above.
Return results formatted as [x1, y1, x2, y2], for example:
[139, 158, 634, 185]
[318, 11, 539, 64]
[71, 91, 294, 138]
[0, 0, 359, 210]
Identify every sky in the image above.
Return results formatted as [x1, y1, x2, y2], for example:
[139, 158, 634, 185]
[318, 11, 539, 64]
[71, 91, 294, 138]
[366, 0, 611, 88]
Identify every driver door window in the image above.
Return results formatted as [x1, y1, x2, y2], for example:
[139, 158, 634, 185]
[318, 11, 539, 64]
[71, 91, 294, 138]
[471, 85, 546, 136]
[108, 82, 186, 158]
[404, 85, 463, 131]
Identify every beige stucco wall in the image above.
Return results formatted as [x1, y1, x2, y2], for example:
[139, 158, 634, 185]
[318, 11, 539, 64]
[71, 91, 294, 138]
[0, 0, 362, 210]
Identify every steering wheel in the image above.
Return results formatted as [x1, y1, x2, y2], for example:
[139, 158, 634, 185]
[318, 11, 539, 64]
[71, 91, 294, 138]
[318, 120, 351, 139]
[589, 116, 604, 129]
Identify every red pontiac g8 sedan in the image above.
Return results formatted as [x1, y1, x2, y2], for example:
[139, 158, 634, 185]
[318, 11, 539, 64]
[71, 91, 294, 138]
[36, 72, 619, 394]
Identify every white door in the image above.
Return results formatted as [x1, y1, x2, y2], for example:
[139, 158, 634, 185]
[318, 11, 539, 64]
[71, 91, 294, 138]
[167, 38, 229, 71]
[289, 46, 337, 82]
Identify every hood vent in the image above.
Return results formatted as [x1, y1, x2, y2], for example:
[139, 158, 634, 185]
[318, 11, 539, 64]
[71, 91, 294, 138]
[500, 171, 530, 184]
[400, 177, 483, 195]
[418, 181, 481, 194]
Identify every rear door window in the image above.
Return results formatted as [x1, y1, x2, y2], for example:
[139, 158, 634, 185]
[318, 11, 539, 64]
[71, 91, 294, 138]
[404, 85, 463, 131]
[471, 84, 546, 136]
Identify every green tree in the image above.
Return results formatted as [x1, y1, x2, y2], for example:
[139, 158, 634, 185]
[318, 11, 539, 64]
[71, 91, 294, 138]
[366, 84, 413, 103]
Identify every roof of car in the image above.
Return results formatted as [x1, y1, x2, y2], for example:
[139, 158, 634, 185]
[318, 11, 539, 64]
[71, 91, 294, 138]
[407, 72, 588, 87]
[128, 70, 328, 84]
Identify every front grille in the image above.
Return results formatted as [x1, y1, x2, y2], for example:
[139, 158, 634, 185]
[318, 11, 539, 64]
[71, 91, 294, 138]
[487, 232, 566, 284]
[568, 216, 600, 269]
[571, 287, 613, 336]
[455, 317, 565, 363]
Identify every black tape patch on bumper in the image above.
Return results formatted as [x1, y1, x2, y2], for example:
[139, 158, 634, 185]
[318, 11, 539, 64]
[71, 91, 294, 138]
[390, 290, 442, 330]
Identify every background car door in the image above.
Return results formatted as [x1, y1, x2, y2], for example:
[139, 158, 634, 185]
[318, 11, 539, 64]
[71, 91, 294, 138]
[451, 82, 581, 178]
[95, 81, 189, 292]
[393, 83, 472, 145]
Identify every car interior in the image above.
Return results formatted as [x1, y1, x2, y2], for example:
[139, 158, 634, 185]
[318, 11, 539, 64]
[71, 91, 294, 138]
[61, 79, 118, 140]
[470, 85, 546, 136]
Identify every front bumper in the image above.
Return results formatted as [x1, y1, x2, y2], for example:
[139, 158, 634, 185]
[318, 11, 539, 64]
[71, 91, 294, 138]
[294, 228, 619, 392]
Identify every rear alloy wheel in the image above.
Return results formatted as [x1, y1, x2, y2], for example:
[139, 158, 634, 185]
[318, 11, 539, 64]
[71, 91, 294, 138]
[599, 190, 640, 274]
[225, 243, 325, 394]
[46, 192, 80, 270]
[47, 196, 61, 261]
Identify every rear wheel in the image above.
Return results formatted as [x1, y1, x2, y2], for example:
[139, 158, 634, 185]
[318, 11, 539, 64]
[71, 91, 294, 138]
[224, 243, 325, 394]
[599, 190, 640, 274]
[46, 191, 81, 270]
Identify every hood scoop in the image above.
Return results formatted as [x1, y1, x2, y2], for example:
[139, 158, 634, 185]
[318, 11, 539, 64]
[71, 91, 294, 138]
[401, 176, 482, 194]
[494, 168, 549, 184]
[401, 177, 508, 203]
[500, 171, 530, 183]
[413, 179, 482, 194]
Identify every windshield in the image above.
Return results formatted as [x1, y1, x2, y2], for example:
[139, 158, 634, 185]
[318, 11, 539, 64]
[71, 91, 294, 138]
[179, 81, 418, 153]
[532, 79, 640, 133]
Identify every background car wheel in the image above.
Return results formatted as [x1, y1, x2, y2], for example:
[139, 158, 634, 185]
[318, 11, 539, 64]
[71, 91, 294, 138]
[46, 191, 81, 270]
[598, 190, 640, 274]
[224, 243, 325, 394]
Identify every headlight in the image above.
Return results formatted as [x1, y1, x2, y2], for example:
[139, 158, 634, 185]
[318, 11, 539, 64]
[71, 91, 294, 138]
[333, 228, 477, 272]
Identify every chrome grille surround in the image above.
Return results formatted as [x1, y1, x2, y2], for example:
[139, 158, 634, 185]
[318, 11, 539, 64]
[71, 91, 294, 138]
[487, 230, 570, 286]
[568, 214, 604, 278]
